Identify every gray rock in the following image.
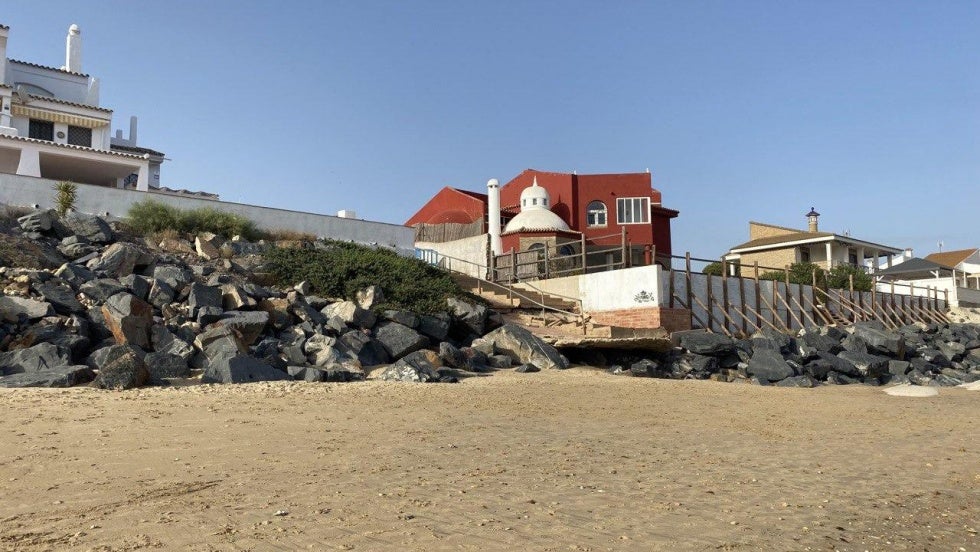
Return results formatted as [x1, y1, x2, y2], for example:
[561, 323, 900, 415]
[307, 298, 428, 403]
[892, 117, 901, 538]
[751, 329, 794, 354]
[150, 325, 194, 360]
[938, 341, 967, 362]
[64, 212, 114, 243]
[852, 323, 906, 359]
[382, 310, 418, 328]
[373, 321, 428, 360]
[487, 354, 513, 369]
[202, 355, 288, 384]
[746, 349, 795, 382]
[679, 332, 736, 356]
[94, 348, 149, 389]
[25, 323, 90, 359]
[89, 242, 154, 278]
[840, 334, 869, 354]
[86, 344, 146, 371]
[144, 352, 190, 380]
[479, 324, 569, 370]
[120, 274, 150, 301]
[447, 297, 488, 336]
[147, 279, 176, 309]
[378, 350, 441, 382]
[54, 263, 96, 289]
[102, 292, 154, 349]
[322, 300, 376, 329]
[221, 284, 256, 310]
[888, 360, 911, 376]
[837, 351, 890, 379]
[197, 306, 224, 325]
[0, 295, 54, 322]
[918, 348, 952, 368]
[0, 343, 72, 375]
[438, 341, 468, 369]
[79, 279, 127, 303]
[674, 353, 718, 379]
[212, 311, 270, 346]
[335, 330, 389, 367]
[630, 359, 660, 377]
[17, 209, 56, 232]
[799, 330, 843, 354]
[418, 314, 451, 341]
[514, 364, 540, 373]
[195, 326, 247, 367]
[153, 265, 193, 290]
[33, 281, 83, 314]
[775, 375, 819, 388]
[58, 235, 97, 259]
[195, 233, 224, 260]
[187, 283, 223, 315]
[0, 365, 94, 388]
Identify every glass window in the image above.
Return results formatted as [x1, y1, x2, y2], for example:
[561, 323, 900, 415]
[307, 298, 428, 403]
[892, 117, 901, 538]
[800, 248, 811, 263]
[28, 119, 54, 141]
[616, 197, 650, 224]
[67, 126, 92, 147]
[587, 201, 607, 227]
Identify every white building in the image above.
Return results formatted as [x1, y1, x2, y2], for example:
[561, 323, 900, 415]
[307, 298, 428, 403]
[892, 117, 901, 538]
[0, 23, 163, 191]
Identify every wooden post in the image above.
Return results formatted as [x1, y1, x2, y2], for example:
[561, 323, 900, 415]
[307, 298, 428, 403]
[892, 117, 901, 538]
[754, 262, 762, 330]
[706, 272, 715, 332]
[669, 266, 676, 309]
[721, 267, 731, 336]
[686, 252, 695, 329]
[510, 249, 517, 283]
[783, 268, 792, 329]
[849, 274, 856, 321]
[797, 282, 805, 329]
[738, 272, 747, 336]
[943, 288, 949, 309]
[543, 245, 550, 279]
[580, 233, 587, 273]
[621, 226, 628, 269]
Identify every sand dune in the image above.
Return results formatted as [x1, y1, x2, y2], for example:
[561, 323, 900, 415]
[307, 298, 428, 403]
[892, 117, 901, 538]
[1, 369, 977, 551]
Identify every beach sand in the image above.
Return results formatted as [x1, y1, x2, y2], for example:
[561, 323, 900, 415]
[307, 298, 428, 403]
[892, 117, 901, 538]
[1, 368, 977, 551]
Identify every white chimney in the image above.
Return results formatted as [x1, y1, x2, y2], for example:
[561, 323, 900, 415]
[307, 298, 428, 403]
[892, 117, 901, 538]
[0, 25, 9, 85]
[337, 209, 356, 219]
[65, 24, 82, 73]
[487, 178, 502, 256]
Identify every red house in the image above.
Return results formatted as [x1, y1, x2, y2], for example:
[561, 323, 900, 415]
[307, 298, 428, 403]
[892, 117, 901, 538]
[406, 169, 679, 275]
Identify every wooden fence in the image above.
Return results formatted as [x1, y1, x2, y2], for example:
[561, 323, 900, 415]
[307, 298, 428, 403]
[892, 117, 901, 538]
[492, 229, 635, 283]
[664, 255, 949, 337]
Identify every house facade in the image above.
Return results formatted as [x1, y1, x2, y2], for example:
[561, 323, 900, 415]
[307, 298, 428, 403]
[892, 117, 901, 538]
[0, 23, 163, 191]
[406, 168, 679, 275]
[723, 208, 905, 276]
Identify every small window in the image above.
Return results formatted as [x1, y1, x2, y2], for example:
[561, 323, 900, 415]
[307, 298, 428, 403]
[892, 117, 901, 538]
[587, 201, 607, 227]
[28, 119, 54, 141]
[800, 248, 811, 263]
[67, 126, 92, 147]
[532, 198, 537, 205]
[616, 197, 650, 224]
[848, 248, 858, 265]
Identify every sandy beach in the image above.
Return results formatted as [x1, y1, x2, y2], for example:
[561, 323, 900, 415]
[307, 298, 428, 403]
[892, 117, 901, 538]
[1, 369, 977, 551]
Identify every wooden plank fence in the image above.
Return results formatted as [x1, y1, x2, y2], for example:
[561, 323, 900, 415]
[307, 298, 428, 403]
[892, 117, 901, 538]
[664, 256, 948, 337]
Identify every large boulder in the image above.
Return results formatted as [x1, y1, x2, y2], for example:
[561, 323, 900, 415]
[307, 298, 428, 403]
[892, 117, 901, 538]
[94, 348, 149, 389]
[0, 295, 54, 322]
[86, 344, 146, 371]
[144, 352, 191, 381]
[418, 314, 450, 341]
[79, 279, 127, 303]
[0, 343, 72, 375]
[479, 324, 569, 370]
[837, 351, 890, 380]
[211, 311, 270, 346]
[188, 283, 224, 316]
[34, 281, 84, 314]
[447, 297, 488, 337]
[54, 263, 96, 289]
[378, 350, 441, 382]
[150, 325, 194, 360]
[195, 233, 224, 260]
[373, 321, 428, 360]
[147, 279, 176, 309]
[102, 292, 154, 349]
[201, 355, 289, 384]
[852, 323, 906, 359]
[153, 265, 193, 290]
[0, 365, 93, 388]
[195, 326, 248, 366]
[336, 330, 389, 366]
[322, 301, 376, 330]
[679, 332, 735, 356]
[746, 349, 795, 382]
[89, 243, 154, 278]
[17, 209, 57, 232]
[64, 212, 114, 243]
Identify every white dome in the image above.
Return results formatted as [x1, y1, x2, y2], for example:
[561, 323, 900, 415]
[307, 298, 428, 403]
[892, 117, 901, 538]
[503, 177, 570, 234]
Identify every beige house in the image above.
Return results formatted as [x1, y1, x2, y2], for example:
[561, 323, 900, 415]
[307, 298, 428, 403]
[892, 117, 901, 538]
[723, 208, 905, 277]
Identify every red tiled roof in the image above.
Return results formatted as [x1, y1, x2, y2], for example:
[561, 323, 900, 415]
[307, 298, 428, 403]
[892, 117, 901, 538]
[924, 248, 979, 268]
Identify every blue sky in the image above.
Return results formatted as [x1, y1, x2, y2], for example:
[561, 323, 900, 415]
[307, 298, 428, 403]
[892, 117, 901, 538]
[3, 1, 978, 259]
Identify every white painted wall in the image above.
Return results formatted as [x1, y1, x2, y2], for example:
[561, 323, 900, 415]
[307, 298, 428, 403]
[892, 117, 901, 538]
[6, 64, 91, 104]
[0, 173, 415, 252]
[511, 264, 661, 312]
[415, 234, 488, 277]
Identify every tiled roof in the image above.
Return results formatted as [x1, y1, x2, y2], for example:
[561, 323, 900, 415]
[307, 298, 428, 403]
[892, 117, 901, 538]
[924, 248, 978, 268]
[0, 133, 146, 160]
[453, 188, 487, 201]
[111, 144, 166, 157]
[0, 24, 9, 30]
[730, 231, 835, 251]
[26, 94, 112, 113]
[8, 59, 89, 78]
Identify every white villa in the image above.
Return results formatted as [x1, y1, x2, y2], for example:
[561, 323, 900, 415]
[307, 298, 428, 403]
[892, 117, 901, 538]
[0, 23, 164, 191]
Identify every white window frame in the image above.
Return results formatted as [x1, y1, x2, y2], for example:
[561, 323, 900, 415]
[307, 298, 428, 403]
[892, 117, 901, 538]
[616, 197, 650, 225]
[586, 200, 607, 227]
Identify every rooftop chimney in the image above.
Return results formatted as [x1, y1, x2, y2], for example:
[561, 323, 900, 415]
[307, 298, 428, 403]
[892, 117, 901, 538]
[806, 207, 820, 233]
[487, 178, 502, 256]
[65, 24, 81, 73]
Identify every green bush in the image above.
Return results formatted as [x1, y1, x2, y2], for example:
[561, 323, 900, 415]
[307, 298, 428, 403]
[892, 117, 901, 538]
[702, 262, 724, 276]
[827, 264, 873, 292]
[263, 240, 466, 314]
[125, 200, 261, 240]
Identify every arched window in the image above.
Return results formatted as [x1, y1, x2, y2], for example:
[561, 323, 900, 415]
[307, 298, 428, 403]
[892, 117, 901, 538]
[587, 201, 607, 227]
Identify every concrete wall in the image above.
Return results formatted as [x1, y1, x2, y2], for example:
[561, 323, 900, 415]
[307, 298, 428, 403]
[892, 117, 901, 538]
[0, 173, 414, 251]
[6, 64, 91, 104]
[415, 234, 488, 277]
[512, 265, 661, 312]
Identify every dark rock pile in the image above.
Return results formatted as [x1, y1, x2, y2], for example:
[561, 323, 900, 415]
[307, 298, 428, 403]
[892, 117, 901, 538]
[605, 322, 980, 387]
[0, 209, 568, 389]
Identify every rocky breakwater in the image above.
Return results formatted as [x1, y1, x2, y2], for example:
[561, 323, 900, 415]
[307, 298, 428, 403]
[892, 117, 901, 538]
[0, 209, 569, 389]
[607, 321, 980, 388]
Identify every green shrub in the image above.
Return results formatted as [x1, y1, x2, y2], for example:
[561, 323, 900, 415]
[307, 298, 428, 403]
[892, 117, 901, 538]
[53, 181, 78, 216]
[263, 240, 465, 314]
[702, 262, 724, 276]
[827, 264, 873, 292]
[125, 200, 261, 240]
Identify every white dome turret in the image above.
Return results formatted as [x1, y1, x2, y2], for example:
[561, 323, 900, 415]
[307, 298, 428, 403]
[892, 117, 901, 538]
[503, 177, 571, 234]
